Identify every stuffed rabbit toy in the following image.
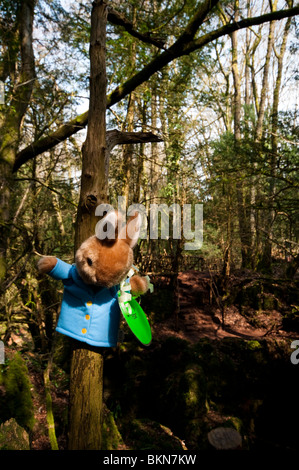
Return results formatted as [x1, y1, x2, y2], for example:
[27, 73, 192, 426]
[37, 210, 150, 347]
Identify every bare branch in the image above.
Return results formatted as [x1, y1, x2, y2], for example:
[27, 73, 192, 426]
[106, 129, 163, 155]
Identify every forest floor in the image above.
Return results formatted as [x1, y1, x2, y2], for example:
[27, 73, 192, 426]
[4, 268, 298, 450]
[152, 270, 298, 344]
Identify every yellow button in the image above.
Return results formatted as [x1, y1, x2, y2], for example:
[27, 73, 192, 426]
[86, 301, 92, 306]
[85, 314, 90, 320]
[82, 328, 87, 334]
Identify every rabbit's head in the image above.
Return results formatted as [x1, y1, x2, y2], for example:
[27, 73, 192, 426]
[75, 210, 141, 288]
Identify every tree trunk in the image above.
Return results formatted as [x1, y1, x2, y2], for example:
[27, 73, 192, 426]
[121, 100, 135, 207]
[263, 15, 292, 271]
[230, 5, 252, 269]
[136, 99, 147, 203]
[68, 343, 104, 450]
[68, 2, 162, 449]
[121, 7, 137, 207]
[75, 1, 109, 249]
[254, 3, 277, 272]
[0, 0, 35, 286]
[150, 80, 160, 204]
[69, 0, 108, 450]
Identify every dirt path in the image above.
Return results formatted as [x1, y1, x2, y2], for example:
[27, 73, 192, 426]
[153, 270, 295, 344]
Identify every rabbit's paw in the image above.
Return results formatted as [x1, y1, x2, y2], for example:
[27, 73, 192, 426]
[37, 256, 57, 274]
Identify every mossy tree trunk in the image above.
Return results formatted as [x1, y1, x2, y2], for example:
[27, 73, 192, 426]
[68, 343, 104, 450]
[0, 0, 36, 286]
[68, 0, 108, 450]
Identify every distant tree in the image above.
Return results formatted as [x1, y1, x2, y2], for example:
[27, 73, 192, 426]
[0, 0, 36, 283]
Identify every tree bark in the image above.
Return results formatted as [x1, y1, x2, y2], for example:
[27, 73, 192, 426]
[255, 16, 277, 141]
[75, 1, 108, 249]
[150, 79, 160, 205]
[122, 99, 135, 207]
[231, 5, 252, 268]
[0, 0, 36, 285]
[121, 7, 137, 207]
[261, 14, 292, 272]
[68, 343, 104, 450]
[69, 0, 108, 450]
[254, 2, 277, 272]
[106, 130, 162, 153]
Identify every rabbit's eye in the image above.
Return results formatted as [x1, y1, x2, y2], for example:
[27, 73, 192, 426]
[87, 257, 93, 266]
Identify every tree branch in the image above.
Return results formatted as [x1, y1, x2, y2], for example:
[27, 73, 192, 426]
[107, 0, 220, 108]
[107, 6, 166, 49]
[14, 128, 162, 173]
[14, 111, 89, 171]
[13, 4, 299, 172]
[106, 129, 163, 155]
[184, 6, 299, 55]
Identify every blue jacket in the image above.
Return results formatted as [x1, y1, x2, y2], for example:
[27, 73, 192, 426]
[49, 258, 120, 347]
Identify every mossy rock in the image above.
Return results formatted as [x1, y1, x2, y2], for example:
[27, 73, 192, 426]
[0, 418, 30, 450]
[0, 353, 34, 431]
[121, 419, 187, 450]
[182, 365, 206, 414]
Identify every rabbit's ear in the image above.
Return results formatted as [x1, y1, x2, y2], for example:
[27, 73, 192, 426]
[119, 211, 141, 248]
[95, 210, 119, 241]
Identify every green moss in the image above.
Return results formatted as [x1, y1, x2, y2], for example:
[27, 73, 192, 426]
[246, 340, 262, 351]
[102, 405, 124, 450]
[183, 365, 205, 413]
[226, 416, 243, 433]
[0, 418, 30, 450]
[0, 353, 34, 431]
[0, 256, 6, 282]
